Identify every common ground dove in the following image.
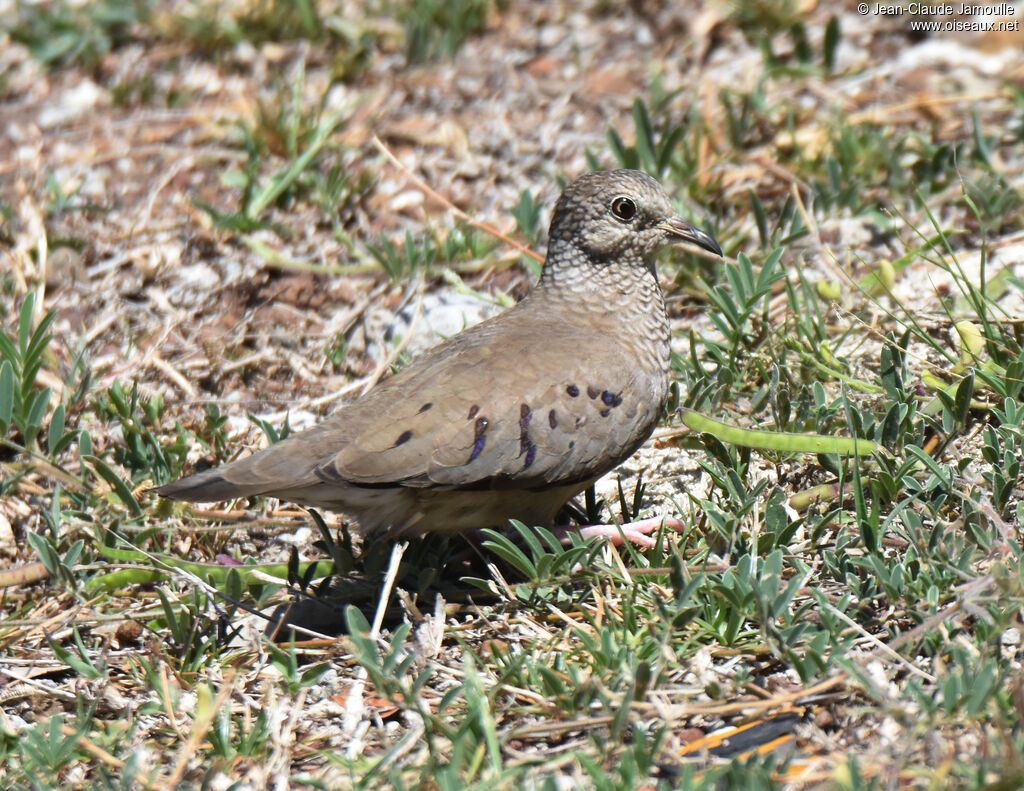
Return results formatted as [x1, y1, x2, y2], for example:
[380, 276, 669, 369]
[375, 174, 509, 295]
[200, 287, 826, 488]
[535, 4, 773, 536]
[157, 170, 722, 540]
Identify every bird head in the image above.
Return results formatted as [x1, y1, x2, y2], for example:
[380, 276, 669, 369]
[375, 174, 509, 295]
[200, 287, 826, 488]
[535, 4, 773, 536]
[546, 169, 721, 275]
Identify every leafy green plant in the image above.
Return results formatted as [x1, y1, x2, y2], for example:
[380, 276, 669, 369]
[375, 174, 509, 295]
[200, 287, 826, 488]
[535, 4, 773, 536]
[758, 16, 842, 73]
[91, 380, 189, 484]
[194, 67, 351, 234]
[395, 0, 495, 64]
[366, 225, 496, 280]
[248, 411, 291, 445]
[511, 188, 543, 245]
[198, 403, 230, 461]
[311, 162, 372, 233]
[178, 0, 322, 48]
[748, 190, 809, 252]
[367, 230, 438, 280]
[464, 521, 602, 604]
[981, 398, 1023, 516]
[963, 169, 1024, 229]
[16, 710, 92, 780]
[42, 171, 100, 216]
[343, 606, 447, 780]
[26, 520, 84, 590]
[264, 639, 330, 695]
[208, 706, 273, 762]
[603, 99, 704, 191]
[50, 626, 108, 681]
[6, 0, 141, 69]
[726, 0, 813, 37]
[324, 331, 349, 370]
[0, 293, 58, 451]
[699, 248, 785, 387]
[719, 82, 779, 151]
[154, 586, 239, 675]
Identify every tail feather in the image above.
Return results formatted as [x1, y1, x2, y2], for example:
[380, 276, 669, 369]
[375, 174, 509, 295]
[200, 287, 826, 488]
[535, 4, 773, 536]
[155, 434, 324, 503]
[153, 469, 265, 503]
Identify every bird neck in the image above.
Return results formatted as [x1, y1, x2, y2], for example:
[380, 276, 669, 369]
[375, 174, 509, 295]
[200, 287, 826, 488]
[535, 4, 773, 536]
[540, 235, 661, 287]
[535, 240, 671, 380]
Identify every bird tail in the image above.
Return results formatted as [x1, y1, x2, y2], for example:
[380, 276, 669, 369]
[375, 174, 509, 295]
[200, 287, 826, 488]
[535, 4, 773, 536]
[153, 470, 248, 502]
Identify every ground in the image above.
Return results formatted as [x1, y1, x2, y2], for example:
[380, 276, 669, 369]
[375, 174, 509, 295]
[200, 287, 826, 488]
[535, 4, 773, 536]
[1, 1, 1024, 789]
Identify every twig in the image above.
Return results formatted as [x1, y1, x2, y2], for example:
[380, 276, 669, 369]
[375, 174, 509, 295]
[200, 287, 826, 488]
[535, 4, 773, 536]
[160, 671, 236, 790]
[149, 352, 197, 398]
[371, 540, 409, 641]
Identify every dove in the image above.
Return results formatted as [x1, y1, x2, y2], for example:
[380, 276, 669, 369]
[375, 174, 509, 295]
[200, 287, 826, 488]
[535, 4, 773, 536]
[157, 169, 722, 544]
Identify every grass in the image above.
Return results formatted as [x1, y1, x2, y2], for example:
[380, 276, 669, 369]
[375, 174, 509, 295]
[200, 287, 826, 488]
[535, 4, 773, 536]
[2, 0, 1024, 788]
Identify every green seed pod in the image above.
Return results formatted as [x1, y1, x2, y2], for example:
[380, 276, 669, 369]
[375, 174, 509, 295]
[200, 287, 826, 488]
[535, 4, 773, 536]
[952, 319, 984, 373]
[864, 259, 895, 297]
[817, 279, 841, 301]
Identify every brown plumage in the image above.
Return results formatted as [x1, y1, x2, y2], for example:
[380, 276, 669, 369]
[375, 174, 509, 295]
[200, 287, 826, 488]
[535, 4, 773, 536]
[156, 169, 721, 537]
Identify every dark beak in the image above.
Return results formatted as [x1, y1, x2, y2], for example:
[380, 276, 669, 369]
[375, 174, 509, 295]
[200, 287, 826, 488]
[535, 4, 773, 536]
[658, 217, 722, 257]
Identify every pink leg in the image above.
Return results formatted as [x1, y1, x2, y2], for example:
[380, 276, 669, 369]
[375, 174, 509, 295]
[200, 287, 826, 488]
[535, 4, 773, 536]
[556, 516, 685, 547]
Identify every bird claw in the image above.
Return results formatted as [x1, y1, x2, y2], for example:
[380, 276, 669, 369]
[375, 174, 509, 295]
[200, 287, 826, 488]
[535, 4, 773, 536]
[559, 515, 684, 547]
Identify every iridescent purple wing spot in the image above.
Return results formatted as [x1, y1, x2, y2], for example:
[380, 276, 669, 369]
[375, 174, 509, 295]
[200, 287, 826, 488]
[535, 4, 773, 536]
[468, 417, 488, 462]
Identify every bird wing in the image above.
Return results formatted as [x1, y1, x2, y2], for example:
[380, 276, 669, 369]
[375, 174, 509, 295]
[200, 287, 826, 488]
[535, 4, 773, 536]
[157, 299, 665, 502]
[316, 304, 665, 491]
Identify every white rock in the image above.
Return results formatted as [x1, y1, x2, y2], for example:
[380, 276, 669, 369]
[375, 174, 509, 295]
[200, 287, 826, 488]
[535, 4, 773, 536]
[38, 80, 104, 128]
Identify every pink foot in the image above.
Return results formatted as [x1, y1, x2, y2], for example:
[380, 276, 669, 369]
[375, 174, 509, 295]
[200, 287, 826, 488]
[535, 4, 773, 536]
[558, 516, 684, 547]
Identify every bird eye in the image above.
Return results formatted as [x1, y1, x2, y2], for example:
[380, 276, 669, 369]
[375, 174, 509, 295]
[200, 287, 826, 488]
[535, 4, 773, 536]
[610, 196, 637, 222]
